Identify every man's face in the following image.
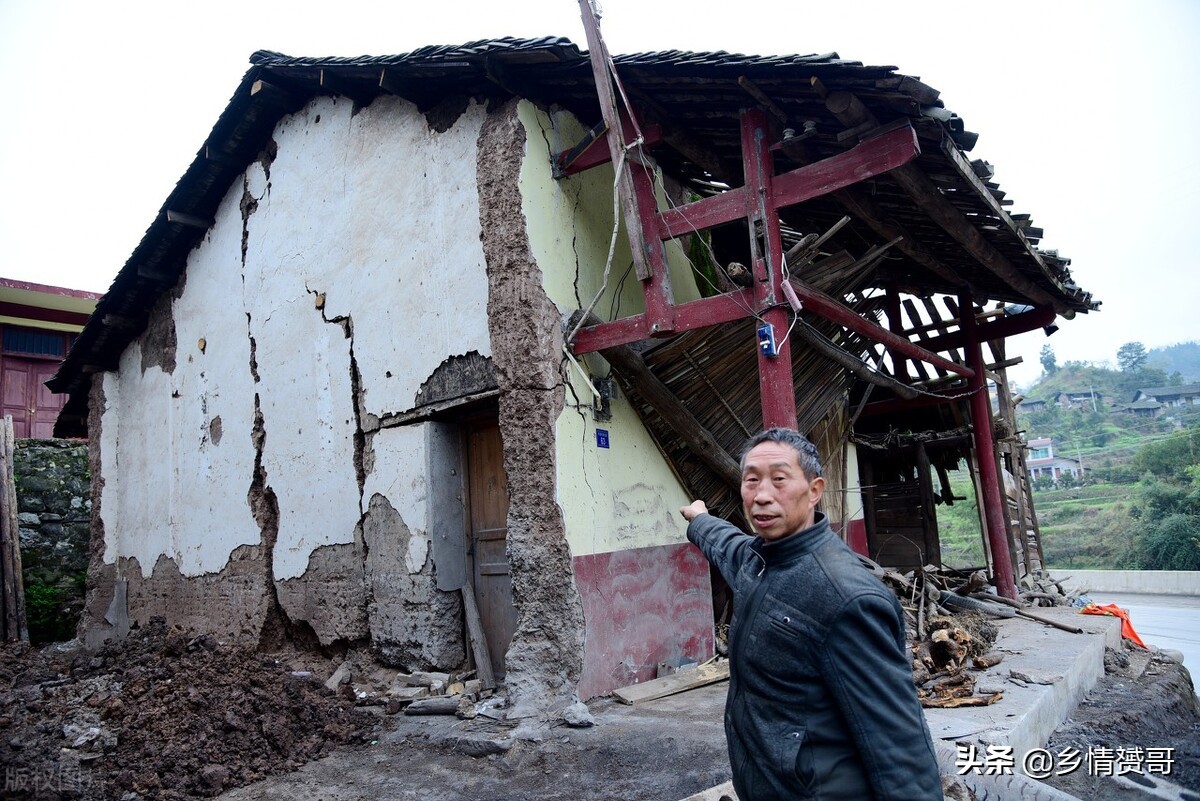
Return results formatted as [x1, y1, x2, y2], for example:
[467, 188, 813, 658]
[740, 441, 825, 541]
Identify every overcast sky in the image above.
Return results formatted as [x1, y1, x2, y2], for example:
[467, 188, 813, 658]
[2, 0, 1197, 388]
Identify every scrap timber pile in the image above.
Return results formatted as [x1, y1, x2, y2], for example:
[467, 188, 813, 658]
[865, 559, 1075, 709]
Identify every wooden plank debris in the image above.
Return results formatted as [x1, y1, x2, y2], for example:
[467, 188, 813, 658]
[404, 695, 463, 716]
[613, 660, 729, 705]
[461, 584, 497, 690]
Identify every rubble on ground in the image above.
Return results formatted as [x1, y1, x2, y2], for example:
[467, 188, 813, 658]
[0, 619, 384, 800]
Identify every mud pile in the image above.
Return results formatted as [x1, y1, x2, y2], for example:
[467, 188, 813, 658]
[0, 620, 377, 800]
[1044, 645, 1200, 797]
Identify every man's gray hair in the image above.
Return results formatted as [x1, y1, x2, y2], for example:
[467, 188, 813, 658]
[740, 427, 823, 479]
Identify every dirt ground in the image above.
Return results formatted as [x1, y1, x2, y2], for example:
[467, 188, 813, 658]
[5, 619, 1200, 801]
[1042, 645, 1200, 799]
[0, 620, 378, 800]
[0, 620, 731, 801]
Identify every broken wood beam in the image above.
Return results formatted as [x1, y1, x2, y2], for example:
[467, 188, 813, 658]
[824, 91, 1060, 310]
[779, 138, 967, 289]
[916, 305, 1056, 354]
[460, 585, 496, 690]
[403, 696, 463, 716]
[736, 76, 789, 124]
[577, 0, 653, 281]
[787, 278, 972, 378]
[598, 332, 742, 491]
[787, 318, 918, 400]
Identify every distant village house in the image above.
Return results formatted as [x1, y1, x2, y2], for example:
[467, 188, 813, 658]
[1026, 437, 1087, 485]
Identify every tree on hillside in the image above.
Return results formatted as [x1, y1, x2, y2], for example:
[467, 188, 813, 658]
[1040, 344, 1058, 374]
[1133, 423, 1200, 480]
[1118, 341, 1148, 373]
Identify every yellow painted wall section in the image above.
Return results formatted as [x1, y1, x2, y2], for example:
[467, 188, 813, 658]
[517, 101, 699, 558]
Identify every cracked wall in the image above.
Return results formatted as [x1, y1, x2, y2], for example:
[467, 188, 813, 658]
[478, 99, 586, 715]
[86, 85, 712, 703]
[517, 104, 700, 559]
[514, 102, 715, 698]
[87, 94, 487, 667]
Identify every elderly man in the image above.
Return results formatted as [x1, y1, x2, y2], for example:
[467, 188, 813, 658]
[681, 427, 942, 800]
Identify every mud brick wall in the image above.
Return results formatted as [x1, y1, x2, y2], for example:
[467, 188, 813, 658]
[14, 438, 91, 641]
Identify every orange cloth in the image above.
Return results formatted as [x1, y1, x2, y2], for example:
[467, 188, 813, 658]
[1080, 603, 1148, 649]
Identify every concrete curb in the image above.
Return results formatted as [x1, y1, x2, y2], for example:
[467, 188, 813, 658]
[1048, 569, 1200, 596]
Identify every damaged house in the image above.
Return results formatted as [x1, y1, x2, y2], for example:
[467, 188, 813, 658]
[49, 36, 1096, 710]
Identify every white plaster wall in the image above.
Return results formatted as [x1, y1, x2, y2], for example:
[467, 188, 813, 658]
[517, 101, 695, 557]
[100, 93, 492, 581]
[845, 442, 865, 523]
[364, 423, 430, 572]
[99, 177, 264, 577]
[100, 353, 175, 574]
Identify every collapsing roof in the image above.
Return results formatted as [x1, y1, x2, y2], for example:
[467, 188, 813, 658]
[51, 36, 1094, 436]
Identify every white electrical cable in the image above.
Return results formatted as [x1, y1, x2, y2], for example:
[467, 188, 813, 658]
[563, 345, 603, 400]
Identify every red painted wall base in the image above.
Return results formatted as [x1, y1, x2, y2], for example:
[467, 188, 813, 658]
[845, 518, 869, 556]
[573, 542, 714, 700]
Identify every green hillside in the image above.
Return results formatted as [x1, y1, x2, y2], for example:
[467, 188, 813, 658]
[935, 340, 1200, 572]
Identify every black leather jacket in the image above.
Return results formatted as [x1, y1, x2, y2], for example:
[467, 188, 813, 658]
[688, 512, 942, 800]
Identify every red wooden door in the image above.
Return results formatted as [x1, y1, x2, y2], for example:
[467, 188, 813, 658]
[0, 357, 66, 439]
[465, 418, 518, 680]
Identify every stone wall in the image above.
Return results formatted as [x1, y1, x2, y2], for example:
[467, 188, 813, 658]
[14, 438, 91, 642]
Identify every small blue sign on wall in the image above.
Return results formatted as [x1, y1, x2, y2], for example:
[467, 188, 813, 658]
[596, 428, 610, 449]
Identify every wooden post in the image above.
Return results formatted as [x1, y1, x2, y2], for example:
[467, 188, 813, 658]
[915, 442, 941, 566]
[0, 416, 29, 642]
[741, 108, 797, 430]
[885, 286, 911, 383]
[959, 295, 1017, 600]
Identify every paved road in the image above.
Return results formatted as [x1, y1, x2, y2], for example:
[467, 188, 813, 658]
[1083, 591, 1200, 672]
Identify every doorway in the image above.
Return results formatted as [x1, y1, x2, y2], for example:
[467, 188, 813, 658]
[464, 416, 518, 680]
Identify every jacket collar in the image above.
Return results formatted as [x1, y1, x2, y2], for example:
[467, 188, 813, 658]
[752, 512, 832, 564]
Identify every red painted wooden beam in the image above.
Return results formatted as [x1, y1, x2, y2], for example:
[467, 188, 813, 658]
[769, 125, 920, 212]
[656, 124, 920, 241]
[960, 292, 1018, 600]
[742, 109, 796, 429]
[916, 305, 1057, 354]
[0, 301, 92, 328]
[788, 281, 972, 378]
[557, 120, 664, 177]
[572, 290, 755, 354]
[571, 124, 925, 362]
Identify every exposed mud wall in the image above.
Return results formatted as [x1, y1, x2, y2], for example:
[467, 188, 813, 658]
[122, 550, 273, 641]
[514, 103, 714, 698]
[273, 539, 368, 645]
[477, 99, 585, 716]
[363, 493, 464, 668]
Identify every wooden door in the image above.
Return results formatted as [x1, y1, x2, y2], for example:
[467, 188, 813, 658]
[30, 361, 64, 438]
[1, 357, 31, 437]
[465, 418, 517, 680]
[0, 357, 66, 439]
